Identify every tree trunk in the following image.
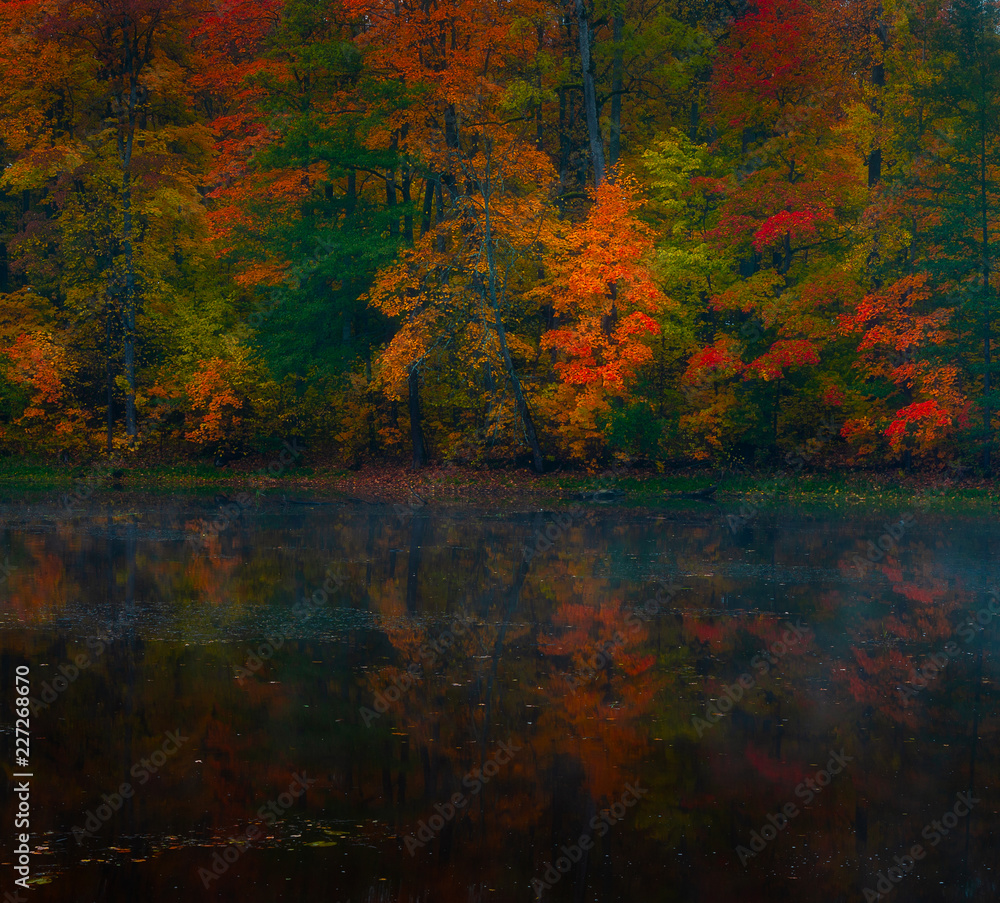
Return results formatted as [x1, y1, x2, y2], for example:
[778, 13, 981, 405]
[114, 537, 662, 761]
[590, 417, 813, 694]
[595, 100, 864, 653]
[773, 382, 780, 455]
[868, 8, 887, 188]
[608, 7, 624, 174]
[119, 114, 138, 444]
[574, 0, 605, 188]
[481, 152, 544, 472]
[981, 103, 992, 473]
[420, 177, 434, 236]
[558, 87, 571, 208]
[408, 364, 427, 469]
[114, 25, 149, 448]
[386, 165, 398, 238]
[536, 25, 546, 152]
[401, 163, 414, 244]
[434, 179, 446, 253]
[780, 229, 793, 274]
[122, 169, 137, 445]
[346, 169, 357, 215]
[984, 302, 992, 473]
[106, 305, 113, 456]
[442, 105, 460, 203]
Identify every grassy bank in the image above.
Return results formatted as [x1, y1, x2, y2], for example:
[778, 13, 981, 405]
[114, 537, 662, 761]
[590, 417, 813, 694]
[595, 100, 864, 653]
[0, 459, 996, 515]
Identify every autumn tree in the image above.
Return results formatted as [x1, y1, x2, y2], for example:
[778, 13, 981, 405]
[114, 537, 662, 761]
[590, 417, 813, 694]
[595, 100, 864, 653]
[190, 0, 403, 376]
[566, 0, 719, 189]
[836, 0, 1000, 468]
[43, 0, 204, 444]
[0, 0, 217, 454]
[539, 176, 672, 462]
[899, 0, 1000, 470]
[678, 0, 865, 462]
[839, 274, 966, 463]
[350, 0, 558, 469]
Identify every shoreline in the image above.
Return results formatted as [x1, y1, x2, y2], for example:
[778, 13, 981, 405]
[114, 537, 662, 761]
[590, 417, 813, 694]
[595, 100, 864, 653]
[0, 461, 995, 515]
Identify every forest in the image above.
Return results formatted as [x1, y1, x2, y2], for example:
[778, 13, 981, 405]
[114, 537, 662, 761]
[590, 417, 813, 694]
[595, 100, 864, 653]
[0, 0, 996, 474]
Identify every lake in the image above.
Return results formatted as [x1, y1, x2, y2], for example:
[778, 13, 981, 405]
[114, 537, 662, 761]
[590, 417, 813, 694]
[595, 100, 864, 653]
[1, 495, 996, 901]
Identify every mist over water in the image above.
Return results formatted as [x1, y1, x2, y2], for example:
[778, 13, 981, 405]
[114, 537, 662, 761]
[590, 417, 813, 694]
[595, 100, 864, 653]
[1, 499, 997, 901]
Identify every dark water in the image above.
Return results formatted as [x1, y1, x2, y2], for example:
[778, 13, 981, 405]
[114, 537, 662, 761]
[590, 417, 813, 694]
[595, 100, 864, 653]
[1, 495, 998, 901]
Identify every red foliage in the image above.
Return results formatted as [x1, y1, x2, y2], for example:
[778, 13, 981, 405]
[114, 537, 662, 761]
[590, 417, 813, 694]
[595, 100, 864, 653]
[752, 207, 833, 252]
[884, 400, 952, 448]
[744, 339, 819, 381]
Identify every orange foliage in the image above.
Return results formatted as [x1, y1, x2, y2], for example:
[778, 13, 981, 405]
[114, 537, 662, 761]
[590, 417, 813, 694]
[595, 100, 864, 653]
[185, 357, 246, 447]
[344, 0, 551, 163]
[539, 178, 671, 460]
[1, 332, 88, 450]
[8, 332, 66, 409]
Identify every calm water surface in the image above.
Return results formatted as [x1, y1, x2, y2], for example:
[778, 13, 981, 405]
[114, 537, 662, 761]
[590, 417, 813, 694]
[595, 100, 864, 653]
[0, 496, 998, 901]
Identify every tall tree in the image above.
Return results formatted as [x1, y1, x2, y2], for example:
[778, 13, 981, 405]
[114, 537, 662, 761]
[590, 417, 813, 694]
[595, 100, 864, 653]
[687, 0, 863, 460]
[41, 0, 198, 445]
[913, 0, 1000, 471]
[575, 0, 607, 186]
[0, 0, 217, 455]
[842, 0, 1000, 468]
[539, 177, 671, 462]
[350, 0, 555, 469]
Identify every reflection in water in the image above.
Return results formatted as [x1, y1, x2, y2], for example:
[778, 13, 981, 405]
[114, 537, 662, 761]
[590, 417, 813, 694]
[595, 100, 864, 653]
[0, 498, 997, 900]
